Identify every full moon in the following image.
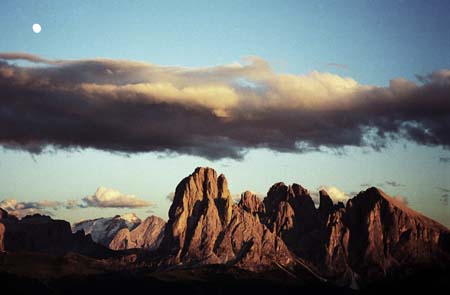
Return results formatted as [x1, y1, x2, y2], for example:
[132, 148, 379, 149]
[32, 23, 41, 33]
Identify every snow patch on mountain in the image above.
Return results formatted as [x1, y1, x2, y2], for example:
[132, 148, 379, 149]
[72, 213, 141, 246]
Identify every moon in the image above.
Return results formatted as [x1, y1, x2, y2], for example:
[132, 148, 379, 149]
[32, 23, 42, 34]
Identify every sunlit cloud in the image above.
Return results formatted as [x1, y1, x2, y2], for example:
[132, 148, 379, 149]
[81, 187, 153, 208]
[0, 198, 62, 218]
[1, 53, 450, 159]
[393, 194, 409, 206]
[317, 186, 350, 204]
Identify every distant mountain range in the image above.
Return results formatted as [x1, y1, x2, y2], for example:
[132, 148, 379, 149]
[1, 167, 450, 293]
[72, 213, 142, 246]
[71, 213, 166, 251]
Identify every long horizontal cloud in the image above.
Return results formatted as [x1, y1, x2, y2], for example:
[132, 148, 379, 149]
[384, 180, 405, 188]
[0, 198, 68, 218]
[1, 187, 153, 218]
[1, 53, 450, 159]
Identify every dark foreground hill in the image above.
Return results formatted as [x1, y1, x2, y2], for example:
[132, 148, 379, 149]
[1, 167, 450, 294]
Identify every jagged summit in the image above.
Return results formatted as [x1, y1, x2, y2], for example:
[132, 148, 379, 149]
[72, 213, 142, 246]
[161, 167, 291, 269]
[109, 215, 166, 251]
[160, 167, 450, 282]
[351, 186, 450, 234]
[1, 166, 449, 287]
[238, 191, 263, 214]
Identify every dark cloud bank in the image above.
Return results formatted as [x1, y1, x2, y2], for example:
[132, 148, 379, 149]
[1, 53, 450, 160]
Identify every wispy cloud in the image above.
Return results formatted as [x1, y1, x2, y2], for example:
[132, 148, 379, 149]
[440, 194, 449, 206]
[440, 156, 450, 163]
[1, 53, 450, 159]
[393, 194, 409, 206]
[0, 198, 70, 218]
[435, 188, 449, 206]
[166, 192, 175, 202]
[385, 180, 405, 187]
[326, 63, 348, 69]
[436, 187, 450, 193]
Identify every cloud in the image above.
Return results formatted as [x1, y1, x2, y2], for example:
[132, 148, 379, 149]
[166, 192, 175, 202]
[65, 199, 80, 209]
[437, 187, 450, 193]
[0, 52, 61, 64]
[385, 180, 405, 187]
[434, 188, 449, 206]
[326, 63, 348, 69]
[393, 194, 409, 206]
[0, 189, 153, 217]
[81, 187, 152, 208]
[0, 198, 63, 218]
[1, 53, 450, 159]
[440, 194, 449, 206]
[440, 156, 450, 163]
[317, 186, 350, 204]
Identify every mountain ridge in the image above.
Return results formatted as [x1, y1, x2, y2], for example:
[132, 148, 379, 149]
[1, 166, 450, 289]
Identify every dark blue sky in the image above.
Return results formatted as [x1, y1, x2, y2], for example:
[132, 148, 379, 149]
[1, 0, 449, 85]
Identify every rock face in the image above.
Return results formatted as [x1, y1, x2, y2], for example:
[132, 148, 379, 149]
[310, 187, 450, 284]
[72, 213, 141, 247]
[344, 188, 450, 281]
[0, 210, 110, 258]
[161, 167, 292, 269]
[0, 209, 6, 252]
[263, 182, 321, 259]
[318, 190, 334, 222]
[320, 204, 350, 280]
[0, 223, 4, 252]
[238, 191, 264, 215]
[109, 216, 166, 250]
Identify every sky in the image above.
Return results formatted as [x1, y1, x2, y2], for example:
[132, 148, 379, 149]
[0, 0, 449, 226]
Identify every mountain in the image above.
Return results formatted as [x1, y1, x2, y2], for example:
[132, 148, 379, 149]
[327, 187, 450, 283]
[109, 215, 166, 250]
[160, 167, 450, 284]
[1, 166, 450, 292]
[0, 209, 5, 252]
[0, 208, 110, 258]
[72, 213, 141, 246]
[160, 167, 292, 270]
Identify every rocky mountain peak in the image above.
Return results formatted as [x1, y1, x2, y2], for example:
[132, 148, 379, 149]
[72, 213, 141, 246]
[164, 167, 234, 259]
[2, 169, 450, 287]
[264, 181, 319, 250]
[109, 215, 166, 251]
[0, 208, 7, 220]
[238, 191, 264, 214]
[161, 167, 292, 269]
[319, 189, 334, 221]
